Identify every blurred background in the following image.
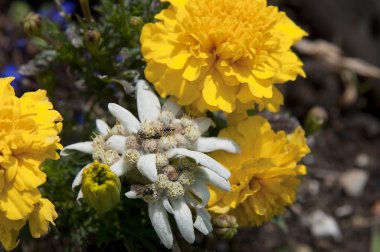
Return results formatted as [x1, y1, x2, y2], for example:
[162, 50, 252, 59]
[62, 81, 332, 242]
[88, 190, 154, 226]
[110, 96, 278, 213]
[1, 0, 380, 251]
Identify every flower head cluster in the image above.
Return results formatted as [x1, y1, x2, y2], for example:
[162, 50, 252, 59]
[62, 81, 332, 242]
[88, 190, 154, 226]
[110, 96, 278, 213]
[0, 77, 62, 250]
[208, 116, 310, 227]
[81, 161, 121, 215]
[141, 0, 306, 114]
[62, 80, 239, 248]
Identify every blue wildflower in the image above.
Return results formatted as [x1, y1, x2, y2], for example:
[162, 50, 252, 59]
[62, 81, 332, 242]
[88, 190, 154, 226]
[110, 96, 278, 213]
[1, 65, 22, 90]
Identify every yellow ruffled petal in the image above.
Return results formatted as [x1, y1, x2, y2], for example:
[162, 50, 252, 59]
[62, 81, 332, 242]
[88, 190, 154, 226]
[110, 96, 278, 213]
[208, 116, 310, 227]
[141, 0, 306, 113]
[0, 77, 61, 247]
[28, 198, 58, 238]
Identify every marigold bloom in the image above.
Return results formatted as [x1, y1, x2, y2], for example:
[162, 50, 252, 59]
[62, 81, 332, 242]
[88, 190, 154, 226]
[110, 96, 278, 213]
[208, 116, 310, 226]
[0, 77, 62, 250]
[141, 0, 306, 114]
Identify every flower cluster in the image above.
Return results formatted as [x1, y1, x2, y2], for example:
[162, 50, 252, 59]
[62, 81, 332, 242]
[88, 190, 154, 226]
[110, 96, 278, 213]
[62, 80, 239, 248]
[141, 0, 306, 114]
[0, 77, 62, 250]
[207, 116, 310, 226]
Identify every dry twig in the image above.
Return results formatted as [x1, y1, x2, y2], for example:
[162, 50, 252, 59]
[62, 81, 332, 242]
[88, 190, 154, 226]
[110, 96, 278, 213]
[295, 39, 380, 79]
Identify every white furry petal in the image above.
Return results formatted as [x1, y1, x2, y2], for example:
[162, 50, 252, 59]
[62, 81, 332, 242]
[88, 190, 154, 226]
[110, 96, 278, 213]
[194, 117, 215, 134]
[162, 196, 174, 214]
[137, 154, 158, 182]
[72, 164, 90, 189]
[108, 103, 141, 133]
[189, 182, 210, 207]
[136, 80, 161, 122]
[96, 119, 110, 135]
[196, 166, 231, 191]
[194, 208, 212, 235]
[125, 191, 140, 199]
[149, 200, 173, 249]
[106, 135, 127, 154]
[167, 148, 230, 179]
[162, 97, 183, 117]
[194, 213, 213, 235]
[110, 158, 131, 177]
[76, 190, 83, 204]
[61, 142, 93, 156]
[191, 137, 240, 153]
[170, 198, 195, 244]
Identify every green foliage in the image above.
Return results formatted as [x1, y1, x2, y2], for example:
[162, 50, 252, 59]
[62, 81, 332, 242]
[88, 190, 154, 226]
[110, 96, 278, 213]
[370, 229, 380, 252]
[40, 153, 158, 251]
[18, 1, 171, 249]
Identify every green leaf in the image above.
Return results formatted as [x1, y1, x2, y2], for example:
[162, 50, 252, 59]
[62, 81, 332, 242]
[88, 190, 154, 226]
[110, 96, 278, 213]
[370, 229, 380, 252]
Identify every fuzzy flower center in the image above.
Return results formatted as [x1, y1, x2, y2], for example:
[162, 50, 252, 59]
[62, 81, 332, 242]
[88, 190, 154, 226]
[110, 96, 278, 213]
[132, 157, 197, 202]
[90, 110, 202, 183]
[123, 111, 201, 164]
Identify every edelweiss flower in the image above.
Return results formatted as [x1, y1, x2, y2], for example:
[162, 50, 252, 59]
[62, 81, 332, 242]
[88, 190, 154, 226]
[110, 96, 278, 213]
[208, 116, 310, 227]
[61, 80, 239, 248]
[141, 0, 307, 114]
[0, 77, 62, 250]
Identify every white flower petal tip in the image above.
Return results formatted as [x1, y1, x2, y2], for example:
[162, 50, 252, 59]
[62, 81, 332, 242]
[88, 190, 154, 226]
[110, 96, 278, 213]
[194, 208, 213, 235]
[171, 198, 195, 244]
[76, 190, 83, 205]
[194, 117, 215, 134]
[108, 103, 141, 133]
[72, 164, 91, 189]
[61, 142, 93, 156]
[162, 196, 174, 214]
[197, 167, 231, 191]
[167, 148, 230, 179]
[136, 80, 162, 122]
[194, 214, 212, 235]
[189, 182, 210, 207]
[149, 200, 173, 249]
[96, 119, 110, 135]
[110, 158, 131, 177]
[106, 135, 127, 154]
[137, 154, 158, 182]
[125, 191, 140, 199]
[192, 137, 240, 153]
[162, 97, 183, 116]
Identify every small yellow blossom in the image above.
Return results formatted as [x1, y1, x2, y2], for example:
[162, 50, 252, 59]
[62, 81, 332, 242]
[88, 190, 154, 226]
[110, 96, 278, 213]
[208, 116, 310, 227]
[81, 161, 121, 215]
[141, 0, 306, 114]
[0, 77, 62, 250]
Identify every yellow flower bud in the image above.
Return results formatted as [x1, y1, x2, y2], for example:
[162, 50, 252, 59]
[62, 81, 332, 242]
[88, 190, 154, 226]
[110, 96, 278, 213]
[22, 12, 42, 36]
[304, 106, 328, 136]
[212, 214, 239, 239]
[81, 161, 121, 215]
[129, 16, 144, 28]
[84, 29, 101, 48]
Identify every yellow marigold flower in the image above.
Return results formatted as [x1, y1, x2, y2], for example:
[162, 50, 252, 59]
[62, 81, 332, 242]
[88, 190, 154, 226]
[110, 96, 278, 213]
[208, 116, 310, 227]
[0, 77, 62, 250]
[141, 0, 306, 114]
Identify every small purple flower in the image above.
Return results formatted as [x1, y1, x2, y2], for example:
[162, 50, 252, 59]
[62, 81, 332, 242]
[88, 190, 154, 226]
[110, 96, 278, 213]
[39, 1, 76, 26]
[115, 54, 123, 63]
[16, 39, 27, 50]
[1, 65, 22, 90]
[74, 111, 85, 125]
[63, 1, 76, 15]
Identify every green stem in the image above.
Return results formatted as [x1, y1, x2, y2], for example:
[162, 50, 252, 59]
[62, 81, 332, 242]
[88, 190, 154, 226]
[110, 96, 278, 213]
[79, 0, 93, 23]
